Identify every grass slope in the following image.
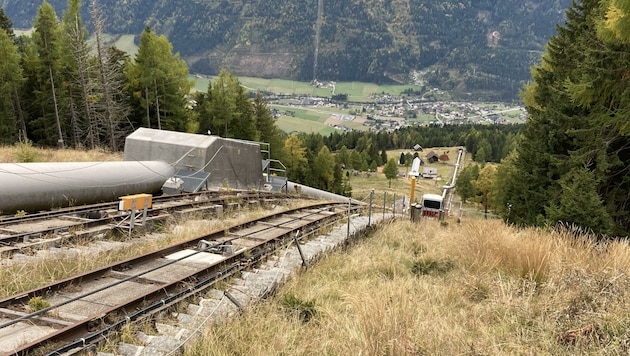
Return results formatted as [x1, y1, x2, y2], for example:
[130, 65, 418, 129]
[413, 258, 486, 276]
[185, 219, 630, 355]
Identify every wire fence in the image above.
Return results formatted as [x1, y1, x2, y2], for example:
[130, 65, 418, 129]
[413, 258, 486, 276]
[356, 190, 502, 225]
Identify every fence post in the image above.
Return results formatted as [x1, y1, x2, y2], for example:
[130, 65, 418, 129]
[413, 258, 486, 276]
[393, 193, 397, 216]
[368, 189, 374, 226]
[293, 230, 307, 268]
[383, 192, 387, 220]
[347, 198, 351, 239]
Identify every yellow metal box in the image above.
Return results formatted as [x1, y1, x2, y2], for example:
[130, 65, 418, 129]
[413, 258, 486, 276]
[118, 193, 153, 210]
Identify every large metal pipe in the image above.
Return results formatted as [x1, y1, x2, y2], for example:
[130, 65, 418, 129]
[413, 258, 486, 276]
[0, 161, 174, 214]
[285, 181, 364, 205]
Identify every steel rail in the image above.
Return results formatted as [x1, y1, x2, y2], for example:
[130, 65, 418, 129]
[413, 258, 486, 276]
[0, 201, 361, 355]
[0, 191, 295, 249]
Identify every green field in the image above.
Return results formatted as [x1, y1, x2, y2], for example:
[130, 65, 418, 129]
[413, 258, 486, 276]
[334, 82, 422, 101]
[273, 106, 330, 122]
[275, 116, 337, 136]
[190, 75, 423, 102]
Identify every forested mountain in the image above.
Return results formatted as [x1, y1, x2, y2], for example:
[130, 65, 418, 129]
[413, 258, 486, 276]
[1, 0, 571, 101]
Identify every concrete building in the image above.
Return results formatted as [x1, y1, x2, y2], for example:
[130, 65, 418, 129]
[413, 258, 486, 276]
[124, 128, 264, 190]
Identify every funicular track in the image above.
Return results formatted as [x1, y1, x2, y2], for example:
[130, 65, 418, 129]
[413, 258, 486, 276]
[0, 191, 296, 256]
[0, 201, 362, 355]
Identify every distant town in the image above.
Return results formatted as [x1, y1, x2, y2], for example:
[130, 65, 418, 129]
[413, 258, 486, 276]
[266, 82, 526, 134]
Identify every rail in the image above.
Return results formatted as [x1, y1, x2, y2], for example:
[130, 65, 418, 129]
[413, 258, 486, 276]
[0, 201, 362, 355]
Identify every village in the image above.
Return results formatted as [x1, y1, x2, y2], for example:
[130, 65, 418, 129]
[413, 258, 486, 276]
[270, 91, 526, 134]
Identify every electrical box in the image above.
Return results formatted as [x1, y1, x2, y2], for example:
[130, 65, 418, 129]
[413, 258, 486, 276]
[119, 193, 153, 210]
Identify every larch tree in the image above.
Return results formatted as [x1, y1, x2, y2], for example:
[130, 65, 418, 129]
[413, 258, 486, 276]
[127, 27, 192, 132]
[383, 157, 399, 188]
[473, 164, 497, 219]
[312, 145, 335, 191]
[284, 134, 309, 183]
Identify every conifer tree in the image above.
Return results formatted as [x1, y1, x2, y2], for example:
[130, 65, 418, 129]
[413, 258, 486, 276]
[313, 145, 335, 191]
[0, 29, 23, 143]
[545, 167, 613, 235]
[32, 1, 66, 147]
[456, 164, 479, 204]
[499, 0, 630, 235]
[0, 8, 15, 39]
[253, 93, 286, 161]
[383, 158, 399, 188]
[91, 0, 131, 151]
[60, 0, 97, 148]
[127, 27, 192, 132]
[284, 134, 308, 183]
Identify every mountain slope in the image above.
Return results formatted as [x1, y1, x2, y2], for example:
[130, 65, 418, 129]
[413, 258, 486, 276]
[2, 0, 571, 100]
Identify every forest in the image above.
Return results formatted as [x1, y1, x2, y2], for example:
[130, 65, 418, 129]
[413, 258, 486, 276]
[1, 0, 628, 237]
[2, 0, 571, 101]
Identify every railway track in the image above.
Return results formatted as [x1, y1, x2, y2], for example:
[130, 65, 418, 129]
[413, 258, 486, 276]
[0, 201, 361, 355]
[0, 191, 295, 257]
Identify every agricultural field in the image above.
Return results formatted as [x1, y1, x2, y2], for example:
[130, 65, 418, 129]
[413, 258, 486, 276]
[275, 116, 337, 136]
[190, 75, 423, 103]
[272, 105, 371, 135]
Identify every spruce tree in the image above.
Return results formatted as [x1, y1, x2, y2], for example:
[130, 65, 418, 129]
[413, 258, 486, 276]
[0, 29, 22, 143]
[253, 93, 286, 161]
[500, 0, 630, 235]
[32, 1, 66, 147]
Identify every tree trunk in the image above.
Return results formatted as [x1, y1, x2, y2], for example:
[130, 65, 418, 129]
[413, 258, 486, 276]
[49, 65, 64, 148]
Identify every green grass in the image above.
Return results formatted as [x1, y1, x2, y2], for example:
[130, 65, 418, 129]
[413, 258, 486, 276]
[190, 75, 424, 102]
[335, 82, 423, 102]
[273, 106, 329, 122]
[276, 116, 336, 135]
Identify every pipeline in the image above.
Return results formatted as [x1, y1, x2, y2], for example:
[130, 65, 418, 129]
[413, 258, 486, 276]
[285, 181, 364, 205]
[0, 161, 174, 214]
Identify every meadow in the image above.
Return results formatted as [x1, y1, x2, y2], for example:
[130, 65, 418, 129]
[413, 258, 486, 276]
[184, 219, 630, 355]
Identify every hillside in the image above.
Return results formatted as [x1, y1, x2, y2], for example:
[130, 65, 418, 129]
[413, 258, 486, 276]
[185, 218, 630, 354]
[2, 0, 571, 101]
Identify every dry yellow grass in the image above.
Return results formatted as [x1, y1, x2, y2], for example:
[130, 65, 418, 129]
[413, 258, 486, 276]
[0, 202, 312, 299]
[0, 143, 122, 163]
[185, 219, 630, 355]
